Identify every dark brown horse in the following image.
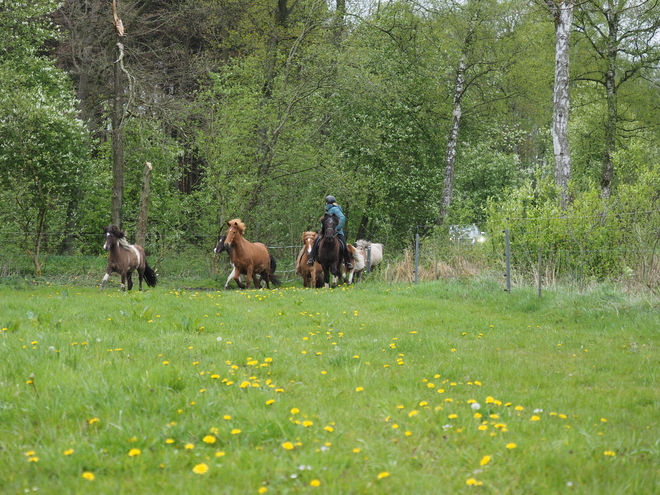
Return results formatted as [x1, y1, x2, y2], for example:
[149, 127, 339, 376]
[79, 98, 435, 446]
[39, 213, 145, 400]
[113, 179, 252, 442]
[295, 231, 323, 288]
[100, 225, 157, 292]
[316, 213, 343, 288]
[223, 219, 280, 289]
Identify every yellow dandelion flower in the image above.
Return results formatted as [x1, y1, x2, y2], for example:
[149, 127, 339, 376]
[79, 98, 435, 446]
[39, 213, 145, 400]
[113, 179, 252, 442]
[302, 420, 314, 427]
[480, 455, 491, 466]
[82, 472, 95, 481]
[448, 414, 458, 419]
[63, 449, 74, 456]
[282, 442, 295, 450]
[185, 443, 195, 450]
[353, 448, 361, 453]
[258, 488, 268, 494]
[128, 448, 141, 457]
[409, 410, 419, 417]
[192, 463, 209, 474]
[88, 418, 100, 425]
[515, 405, 524, 411]
[27, 456, 39, 462]
[478, 425, 488, 431]
[604, 451, 616, 456]
[530, 415, 541, 421]
[377, 472, 390, 480]
[203, 435, 216, 444]
[466, 478, 483, 486]
[310, 479, 321, 487]
[231, 429, 241, 435]
[324, 426, 334, 432]
[355, 386, 364, 392]
[266, 399, 275, 405]
[215, 451, 226, 457]
[506, 443, 517, 449]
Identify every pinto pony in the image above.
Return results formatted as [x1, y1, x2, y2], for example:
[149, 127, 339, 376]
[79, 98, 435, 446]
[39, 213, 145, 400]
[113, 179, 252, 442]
[355, 239, 384, 272]
[295, 231, 323, 288]
[100, 225, 157, 292]
[316, 213, 343, 288]
[223, 219, 280, 289]
[346, 243, 366, 284]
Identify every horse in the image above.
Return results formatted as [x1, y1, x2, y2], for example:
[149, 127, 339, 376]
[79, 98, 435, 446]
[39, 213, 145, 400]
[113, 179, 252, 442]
[213, 234, 265, 290]
[316, 213, 343, 288]
[346, 243, 366, 284]
[355, 239, 384, 272]
[223, 219, 280, 289]
[100, 225, 157, 292]
[295, 231, 323, 288]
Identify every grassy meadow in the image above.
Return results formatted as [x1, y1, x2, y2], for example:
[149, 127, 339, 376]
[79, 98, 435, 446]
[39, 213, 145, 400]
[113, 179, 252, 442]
[1, 278, 659, 494]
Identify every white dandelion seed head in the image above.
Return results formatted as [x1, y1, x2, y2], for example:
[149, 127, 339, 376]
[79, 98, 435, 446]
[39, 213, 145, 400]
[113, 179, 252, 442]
[471, 402, 481, 410]
[216, 336, 223, 342]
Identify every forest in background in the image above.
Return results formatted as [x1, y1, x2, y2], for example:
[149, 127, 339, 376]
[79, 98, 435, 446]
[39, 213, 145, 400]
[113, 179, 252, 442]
[2, 0, 660, 281]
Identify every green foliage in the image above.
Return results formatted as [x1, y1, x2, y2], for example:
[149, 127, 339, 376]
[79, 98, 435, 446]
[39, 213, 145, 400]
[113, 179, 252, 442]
[485, 166, 660, 281]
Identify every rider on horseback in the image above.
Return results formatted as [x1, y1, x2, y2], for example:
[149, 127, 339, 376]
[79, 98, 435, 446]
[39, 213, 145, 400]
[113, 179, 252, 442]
[307, 195, 354, 270]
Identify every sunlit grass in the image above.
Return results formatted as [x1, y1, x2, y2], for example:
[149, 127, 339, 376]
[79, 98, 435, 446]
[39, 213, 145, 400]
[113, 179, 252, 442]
[1, 280, 658, 493]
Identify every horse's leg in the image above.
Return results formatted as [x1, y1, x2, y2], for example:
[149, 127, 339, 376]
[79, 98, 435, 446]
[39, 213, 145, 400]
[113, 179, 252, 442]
[127, 271, 133, 291]
[99, 269, 111, 292]
[120, 271, 127, 291]
[137, 267, 144, 290]
[225, 265, 236, 290]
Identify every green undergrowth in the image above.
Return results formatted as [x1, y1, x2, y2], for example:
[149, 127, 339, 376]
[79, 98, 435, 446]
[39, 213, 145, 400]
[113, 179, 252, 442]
[0, 280, 658, 494]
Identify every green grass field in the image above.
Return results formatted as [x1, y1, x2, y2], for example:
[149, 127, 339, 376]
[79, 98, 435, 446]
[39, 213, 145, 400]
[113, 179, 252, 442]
[1, 278, 658, 494]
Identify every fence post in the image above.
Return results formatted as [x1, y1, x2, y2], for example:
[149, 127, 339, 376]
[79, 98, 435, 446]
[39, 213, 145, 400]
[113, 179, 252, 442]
[366, 246, 372, 273]
[414, 233, 420, 284]
[505, 228, 511, 292]
[538, 246, 542, 298]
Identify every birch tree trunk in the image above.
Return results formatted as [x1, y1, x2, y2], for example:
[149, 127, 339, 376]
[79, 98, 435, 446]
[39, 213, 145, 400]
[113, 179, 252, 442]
[546, 0, 573, 208]
[439, 54, 467, 222]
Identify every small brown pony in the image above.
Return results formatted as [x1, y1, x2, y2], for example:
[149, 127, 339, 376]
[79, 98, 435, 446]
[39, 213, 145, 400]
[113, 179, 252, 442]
[295, 231, 323, 288]
[100, 225, 157, 292]
[223, 219, 280, 289]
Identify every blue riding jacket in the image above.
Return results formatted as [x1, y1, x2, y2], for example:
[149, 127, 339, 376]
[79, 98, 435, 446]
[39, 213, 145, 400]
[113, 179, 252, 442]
[325, 203, 346, 237]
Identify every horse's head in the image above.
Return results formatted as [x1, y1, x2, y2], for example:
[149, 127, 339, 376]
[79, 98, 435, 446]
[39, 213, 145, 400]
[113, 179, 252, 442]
[103, 225, 124, 251]
[214, 235, 227, 254]
[224, 219, 245, 247]
[321, 214, 339, 239]
[302, 231, 317, 254]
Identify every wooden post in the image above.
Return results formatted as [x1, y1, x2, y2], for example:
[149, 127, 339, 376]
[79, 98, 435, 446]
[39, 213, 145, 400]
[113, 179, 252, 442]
[136, 162, 152, 247]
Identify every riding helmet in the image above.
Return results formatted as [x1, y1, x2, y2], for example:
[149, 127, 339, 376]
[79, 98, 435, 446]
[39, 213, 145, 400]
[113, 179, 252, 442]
[325, 195, 336, 204]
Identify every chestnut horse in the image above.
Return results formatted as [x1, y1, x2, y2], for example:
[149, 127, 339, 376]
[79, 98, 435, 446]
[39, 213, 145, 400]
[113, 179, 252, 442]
[316, 213, 343, 288]
[223, 219, 280, 289]
[100, 225, 157, 292]
[295, 231, 323, 288]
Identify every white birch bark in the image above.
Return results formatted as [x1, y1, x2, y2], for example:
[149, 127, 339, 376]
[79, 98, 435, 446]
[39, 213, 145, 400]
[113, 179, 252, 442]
[546, 0, 573, 208]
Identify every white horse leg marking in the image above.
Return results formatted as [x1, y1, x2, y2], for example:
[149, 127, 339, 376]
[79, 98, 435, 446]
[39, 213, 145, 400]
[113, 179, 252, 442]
[99, 273, 110, 291]
[225, 265, 236, 289]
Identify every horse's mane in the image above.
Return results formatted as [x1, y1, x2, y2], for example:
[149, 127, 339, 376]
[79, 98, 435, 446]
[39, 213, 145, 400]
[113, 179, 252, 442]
[228, 219, 245, 234]
[106, 225, 132, 250]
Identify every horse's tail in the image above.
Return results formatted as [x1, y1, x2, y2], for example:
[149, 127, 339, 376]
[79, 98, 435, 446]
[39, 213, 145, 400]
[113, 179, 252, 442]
[144, 262, 158, 288]
[269, 254, 281, 287]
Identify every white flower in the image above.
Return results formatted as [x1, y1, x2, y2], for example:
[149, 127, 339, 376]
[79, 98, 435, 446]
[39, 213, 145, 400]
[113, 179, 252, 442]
[471, 402, 481, 410]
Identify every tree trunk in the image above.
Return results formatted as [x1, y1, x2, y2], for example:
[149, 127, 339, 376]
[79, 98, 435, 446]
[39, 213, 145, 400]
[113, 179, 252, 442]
[439, 54, 466, 223]
[111, 0, 125, 227]
[546, 0, 573, 209]
[136, 162, 152, 247]
[601, 7, 618, 199]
